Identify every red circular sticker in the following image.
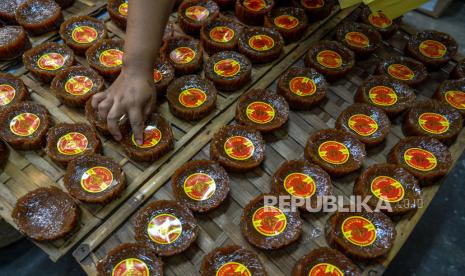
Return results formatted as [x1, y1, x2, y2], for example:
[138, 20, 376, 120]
[118, 2, 128, 16]
[9, 113, 40, 137]
[243, 0, 268, 11]
[368, 11, 393, 29]
[419, 40, 447, 59]
[289, 76, 316, 97]
[283, 172, 316, 198]
[147, 214, 182, 245]
[0, 84, 15, 106]
[246, 101, 275, 124]
[274, 15, 299, 30]
[316, 50, 342, 69]
[445, 90, 465, 110]
[318, 141, 349, 165]
[71, 26, 98, 44]
[301, 0, 324, 9]
[80, 166, 114, 193]
[153, 69, 163, 84]
[65, 76, 94, 96]
[404, 147, 437, 171]
[132, 126, 162, 148]
[112, 258, 149, 276]
[183, 173, 216, 201]
[368, 86, 398, 106]
[387, 64, 415, 81]
[185, 5, 209, 21]
[99, 49, 123, 67]
[216, 262, 251, 276]
[370, 176, 405, 203]
[248, 35, 275, 52]
[214, 59, 241, 77]
[345, 31, 370, 48]
[348, 114, 379, 137]
[341, 216, 377, 246]
[224, 136, 255, 161]
[209, 26, 235, 43]
[309, 263, 344, 276]
[179, 88, 207, 108]
[252, 206, 287, 237]
[37, 53, 65, 71]
[57, 132, 89, 155]
[170, 47, 196, 64]
[418, 112, 450, 134]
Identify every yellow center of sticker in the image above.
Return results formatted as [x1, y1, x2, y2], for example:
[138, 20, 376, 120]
[444, 90, 465, 110]
[418, 112, 450, 134]
[209, 26, 235, 43]
[348, 114, 379, 136]
[147, 213, 182, 245]
[387, 64, 415, 81]
[309, 263, 344, 276]
[216, 262, 251, 276]
[183, 173, 216, 201]
[289, 76, 317, 97]
[274, 15, 299, 30]
[170, 47, 196, 64]
[224, 136, 254, 161]
[283, 173, 316, 198]
[99, 49, 123, 67]
[368, 86, 397, 106]
[0, 84, 15, 106]
[178, 88, 207, 108]
[214, 59, 241, 77]
[132, 125, 162, 148]
[153, 69, 163, 84]
[118, 2, 128, 16]
[248, 35, 275, 52]
[317, 50, 342, 69]
[370, 176, 405, 203]
[37, 53, 65, 71]
[112, 258, 149, 276]
[318, 141, 349, 165]
[419, 40, 447, 59]
[341, 216, 377, 247]
[243, 0, 267, 11]
[345, 31, 369, 48]
[368, 11, 392, 29]
[71, 26, 98, 44]
[301, 0, 325, 9]
[185, 5, 210, 21]
[404, 147, 437, 171]
[246, 101, 275, 124]
[80, 166, 114, 193]
[57, 132, 89, 155]
[65, 76, 94, 96]
[252, 206, 287, 237]
[9, 113, 40, 137]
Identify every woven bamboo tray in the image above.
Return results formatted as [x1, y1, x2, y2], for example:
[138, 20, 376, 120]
[0, 1, 345, 262]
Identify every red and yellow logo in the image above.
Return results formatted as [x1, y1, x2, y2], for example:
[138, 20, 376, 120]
[132, 126, 162, 148]
[309, 263, 344, 276]
[57, 132, 89, 155]
[170, 47, 196, 64]
[99, 49, 123, 67]
[209, 26, 235, 43]
[246, 101, 275, 124]
[37, 53, 65, 71]
[404, 147, 437, 171]
[370, 176, 405, 203]
[419, 40, 447, 59]
[224, 136, 254, 160]
[418, 112, 450, 134]
[147, 214, 182, 245]
[179, 88, 207, 108]
[80, 166, 114, 193]
[118, 2, 128, 16]
[341, 216, 377, 246]
[274, 15, 299, 30]
[112, 258, 149, 276]
[252, 206, 287, 237]
[387, 64, 415, 81]
[368, 86, 397, 106]
[71, 26, 98, 44]
[243, 0, 267, 11]
[216, 262, 251, 276]
[248, 35, 274, 52]
[348, 114, 379, 136]
[283, 173, 316, 198]
[65, 76, 94, 96]
[301, 0, 324, 9]
[317, 50, 342, 69]
[183, 173, 216, 201]
[185, 5, 210, 21]
[9, 113, 40, 137]
[289, 76, 316, 97]
[318, 141, 350, 165]
[0, 84, 15, 106]
[214, 59, 241, 77]
[345, 32, 369, 48]
[445, 90, 465, 110]
[153, 69, 162, 84]
[368, 11, 392, 29]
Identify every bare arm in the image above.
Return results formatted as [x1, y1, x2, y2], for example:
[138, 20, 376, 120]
[92, 0, 174, 144]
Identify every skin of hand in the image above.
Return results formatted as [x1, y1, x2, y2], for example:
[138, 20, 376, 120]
[91, 0, 174, 144]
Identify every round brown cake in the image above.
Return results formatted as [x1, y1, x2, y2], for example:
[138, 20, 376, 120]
[178, 0, 220, 36]
[204, 51, 252, 92]
[359, 6, 402, 39]
[160, 36, 203, 75]
[434, 78, 465, 117]
[200, 18, 243, 54]
[153, 59, 175, 96]
[15, 0, 64, 36]
[59, 15, 108, 55]
[0, 0, 27, 24]
[235, 0, 275, 26]
[0, 26, 31, 61]
[376, 56, 428, 88]
[86, 38, 124, 80]
[238, 27, 284, 64]
[264, 7, 309, 43]
[335, 22, 382, 59]
[107, 0, 128, 30]
[292, 0, 336, 22]
[0, 73, 29, 112]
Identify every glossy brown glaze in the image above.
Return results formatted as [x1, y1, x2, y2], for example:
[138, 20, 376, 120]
[200, 18, 243, 54]
[336, 22, 381, 58]
[96, 243, 163, 276]
[388, 136, 452, 184]
[86, 38, 124, 80]
[376, 55, 428, 87]
[235, 0, 274, 26]
[434, 78, 465, 117]
[205, 51, 252, 92]
[0, 101, 51, 150]
[153, 59, 175, 96]
[0, 26, 31, 61]
[0, 73, 29, 112]
[264, 7, 309, 43]
[107, 0, 127, 29]
[292, 247, 361, 276]
[15, 0, 63, 36]
[59, 16, 107, 55]
[160, 36, 203, 75]
[134, 200, 198, 256]
[403, 100, 462, 145]
[178, 0, 220, 35]
[451, 59, 465, 79]
[0, 139, 9, 169]
[23, 42, 75, 83]
[238, 26, 284, 64]
[12, 187, 79, 241]
[210, 125, 265, 172]
[64, 154, 126, 204]
[359, 6, 401, 39]
[0, 0, 27, 24]
[292, 0, 336, 22]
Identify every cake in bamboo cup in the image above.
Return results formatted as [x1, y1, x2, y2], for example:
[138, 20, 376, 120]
[60, 16, 108, 55]
[107, 0, 128, 29]
[0, 73, 29, 112]
[264, 7, 309, 43]
[0, 26, 31, 61]
[178, 0, 220, 36]
[0, 0, 27, 24]
[434, 78, 465, 117]
[335, 22, 382, 59]
[204, 51, 252, 92]
[292, 0, 336, 22]
[235, 0, 274, 26]
[238, 27, 284, 64]
[200, 18, 243, 54]
[86, 38, 124, 80]
[160, 36, 203, 75]
[376, 55, 428, 87]
[359, 6, 402, 39]
[15, 0, 63, 36]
